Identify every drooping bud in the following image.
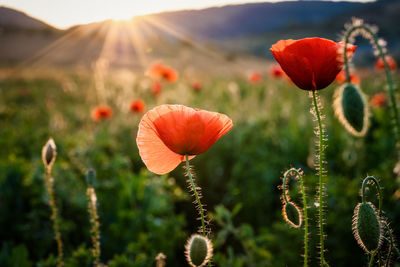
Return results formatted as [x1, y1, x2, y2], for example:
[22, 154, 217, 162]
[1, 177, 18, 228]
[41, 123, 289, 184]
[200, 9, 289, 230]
[185, 234, 213, 267]
[86, 168, 96, 187]
[282, 202, 302, 228]
[42, 138, 57, 173]
[333, 83, 369, 136]
[352, 202, 382, 253]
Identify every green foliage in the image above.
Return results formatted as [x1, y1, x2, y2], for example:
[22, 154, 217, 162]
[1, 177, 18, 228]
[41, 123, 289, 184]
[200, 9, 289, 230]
[0, 70, 399, 266]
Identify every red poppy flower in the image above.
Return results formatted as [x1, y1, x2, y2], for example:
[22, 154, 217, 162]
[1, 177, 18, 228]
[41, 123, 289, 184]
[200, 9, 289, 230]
[136, 105, 233, 174]
[147, 61, 178, 83]
[130, 99, 146, 113]
[91, 106, 112, 121]
[270, 37, 357, 90]
[249, 72, 261, 83]
[370, 92, 387, 108]
[147, 61, 165, 78]
[335, 70, 360, 85]
[375, 55, 397, 72]
[161, 66, 178, 83]
[270, 65, 285, 78]
[192, 81, 202, 92]
[152, 81, 162, 96]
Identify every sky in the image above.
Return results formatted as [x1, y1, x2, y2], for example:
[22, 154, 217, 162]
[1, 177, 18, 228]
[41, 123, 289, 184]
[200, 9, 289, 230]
[2, 0, 372, 29]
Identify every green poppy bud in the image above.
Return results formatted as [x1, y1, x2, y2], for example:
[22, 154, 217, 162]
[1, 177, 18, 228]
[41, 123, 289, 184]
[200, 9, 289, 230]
[42, 138, 57, 173]
[333, 83, 369, 136]
[352, 202, 382, 253]
[185, 234, 213, 267]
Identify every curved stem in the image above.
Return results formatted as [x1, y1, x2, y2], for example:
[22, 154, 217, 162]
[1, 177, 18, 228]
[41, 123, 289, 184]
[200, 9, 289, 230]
[44, 173, 64, 267]
[185, 155, 206, 236]
[312, 90, 326, 266]
[343, 24, 400, 139]
[384, 222, 394, 267]
[361, 176, 382, 215]
[284, 168, 309, 267]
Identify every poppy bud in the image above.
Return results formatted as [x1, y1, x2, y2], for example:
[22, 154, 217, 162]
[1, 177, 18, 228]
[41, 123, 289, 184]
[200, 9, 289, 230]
[86, 168, 96, 187]
[42, 138, 57, 173]
[185, 234, 213, 267]
[352, 202, 382, 253]
[333, 83, 369, 136]
[283, 202, 302, 228]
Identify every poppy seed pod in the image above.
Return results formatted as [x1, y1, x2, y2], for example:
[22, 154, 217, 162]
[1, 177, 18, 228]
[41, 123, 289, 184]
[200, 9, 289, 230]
[352, 202, 382, 253]
[185, 234, 213, 267]
[283, 202, 302, 228]
[42, 138, 57, 173]
[333, 83, 369, 136]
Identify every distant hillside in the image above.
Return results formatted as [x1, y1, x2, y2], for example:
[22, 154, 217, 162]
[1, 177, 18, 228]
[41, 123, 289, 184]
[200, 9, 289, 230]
[144, 1, 363, 40]
[0, 6, 57, 33]
[0, 1, 399, 66]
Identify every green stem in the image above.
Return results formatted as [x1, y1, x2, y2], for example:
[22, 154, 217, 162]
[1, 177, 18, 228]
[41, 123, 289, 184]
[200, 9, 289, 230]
[361, 176, 382, 215]
[384, 222, 394, 267]
[284, 168, 309, 267]
[87, 187, 101, 266]
[185, 155, 206, 236]
[312, 90, 326, 266]
[343, 24, 400, 139]
[185, 155, 212, 267]
[44, 173, 64, 267]
[369, 252, 376, 267]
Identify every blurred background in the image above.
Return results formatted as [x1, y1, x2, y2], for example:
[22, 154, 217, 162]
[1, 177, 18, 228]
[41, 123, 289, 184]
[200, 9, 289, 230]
[0, 0, 400, 266]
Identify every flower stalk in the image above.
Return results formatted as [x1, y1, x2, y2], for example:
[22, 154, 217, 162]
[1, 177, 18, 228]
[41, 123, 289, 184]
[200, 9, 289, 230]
[311, 90, 327, 266]
[185, 155, 212, 267]
[42, 139, 63, 267]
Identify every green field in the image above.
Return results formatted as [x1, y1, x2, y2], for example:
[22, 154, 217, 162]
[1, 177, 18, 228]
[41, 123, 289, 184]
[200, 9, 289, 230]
[0, 61, 399, 266]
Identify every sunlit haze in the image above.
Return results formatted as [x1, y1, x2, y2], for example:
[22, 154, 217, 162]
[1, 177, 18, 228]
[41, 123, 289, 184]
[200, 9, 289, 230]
[2, 0, 373, 29]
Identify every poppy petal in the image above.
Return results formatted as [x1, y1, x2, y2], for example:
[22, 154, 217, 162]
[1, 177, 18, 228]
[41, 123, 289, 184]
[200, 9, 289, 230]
[137, 105, 195, 175]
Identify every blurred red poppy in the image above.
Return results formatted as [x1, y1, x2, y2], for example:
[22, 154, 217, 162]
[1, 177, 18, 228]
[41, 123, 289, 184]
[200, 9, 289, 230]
[92, 106, 112, 121]
[152, 81, 162, 96]
[270, 65, 285, 78]
[147, 61, 164, 78]
[370, 92, 387, 108]
[136, 105, 233, 174]
[192, 81, 202, 92]
[270, 37, 356, 90]
[130, 99, 146, 113]
[249, 72, 261, 83]
[161, 66, 178, 83]
[375, 55, 397, 72]
[147, 61, 178, 83]
[335, 70, 360, 85]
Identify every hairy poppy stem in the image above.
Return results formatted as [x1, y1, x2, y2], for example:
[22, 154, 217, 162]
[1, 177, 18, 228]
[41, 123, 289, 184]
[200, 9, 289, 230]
[383, 222, 394, 267]
[311, 90, 327, 266]
[283, 168, 309, 267]
[361, 176, 382, 215]
[185, 155, 212, 267]
[343, 23, 400, 140]
[44, 172, 64, 267]
[87, 187, 101, 266]
[185, 155, 207, 236]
